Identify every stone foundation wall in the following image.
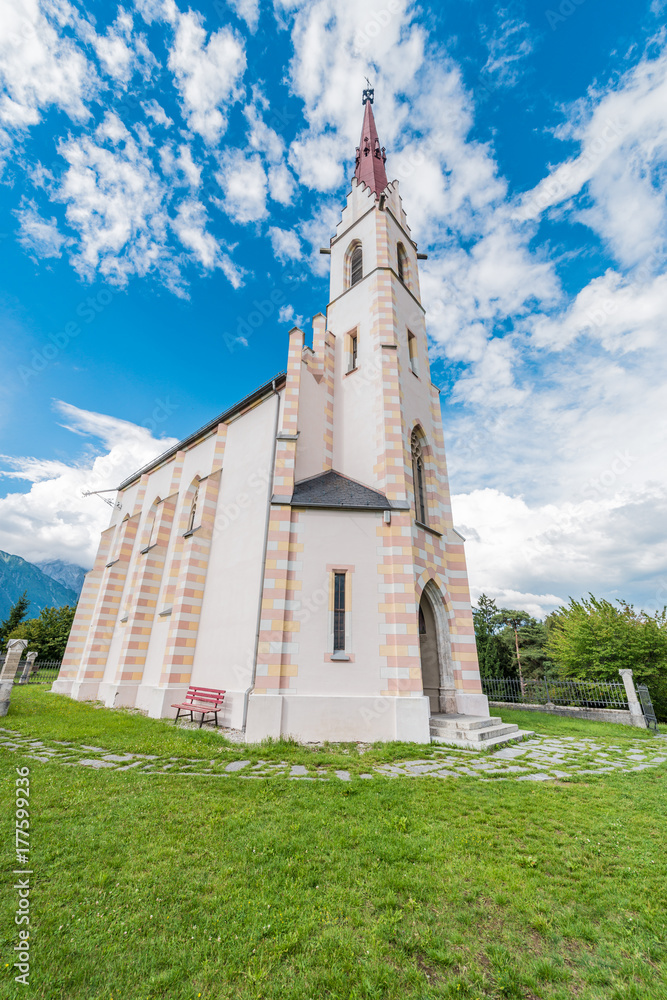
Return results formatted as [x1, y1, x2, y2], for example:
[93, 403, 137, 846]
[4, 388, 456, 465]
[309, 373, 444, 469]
[489, 701, 647, 728]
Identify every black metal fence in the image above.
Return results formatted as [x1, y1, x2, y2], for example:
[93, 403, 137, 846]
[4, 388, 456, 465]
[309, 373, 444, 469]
[13, 660, 62, 685]
[482, 676, 630, 710]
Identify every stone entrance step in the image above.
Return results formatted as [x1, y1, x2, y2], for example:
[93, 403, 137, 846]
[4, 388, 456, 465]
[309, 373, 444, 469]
[430, 713, 533, 750]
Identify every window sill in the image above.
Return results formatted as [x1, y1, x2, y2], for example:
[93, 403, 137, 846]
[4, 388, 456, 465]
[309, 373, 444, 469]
[344, 366, 358, 378]
[158, 607, 173, 617]
[183, 526, 201, 538]
[140, 543, 157, 554]
[411, 369, 420, 379]
[330, 651, 351, 661]
[105, 558, 120, 568]
[415, 520, 443, 537]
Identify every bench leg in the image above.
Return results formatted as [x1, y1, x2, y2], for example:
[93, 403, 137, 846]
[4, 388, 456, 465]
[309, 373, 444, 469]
[174, 708, 181, 725]
[199, 713, 205, 728]
[214, 711, 219, 728]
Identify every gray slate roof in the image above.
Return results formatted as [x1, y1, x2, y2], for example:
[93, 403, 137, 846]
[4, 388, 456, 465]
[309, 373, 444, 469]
[287, 470, 392, 510]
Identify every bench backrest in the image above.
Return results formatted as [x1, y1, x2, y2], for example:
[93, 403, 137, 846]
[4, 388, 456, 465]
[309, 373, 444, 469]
[184, 685, 226, 707]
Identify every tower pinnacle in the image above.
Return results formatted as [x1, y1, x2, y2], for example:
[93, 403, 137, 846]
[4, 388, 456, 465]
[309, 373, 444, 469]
[354, 88, 388, 196]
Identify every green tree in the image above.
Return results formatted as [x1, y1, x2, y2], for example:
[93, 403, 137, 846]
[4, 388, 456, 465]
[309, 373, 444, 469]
[472, 594, 499, 676]
[8, 605, 76, 661]
[0, 591, 30, 651]
[494, 610, 532, 693]
[484, 632, 514, 677]
[547, 594, 667, 720]
[513, 619, 553, 679]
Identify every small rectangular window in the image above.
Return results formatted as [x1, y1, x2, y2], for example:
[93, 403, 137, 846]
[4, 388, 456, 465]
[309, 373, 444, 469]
[333, 572, 346, 651]
[408, 331, 418, 374]
[347, 330, 358, 372]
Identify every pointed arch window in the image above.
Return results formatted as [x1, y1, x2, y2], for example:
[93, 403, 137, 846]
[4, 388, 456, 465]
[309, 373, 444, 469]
[411, 429, 427, 525]
[408, 330, 418, 375]
[397, 242, 409, 286]
[349, 242, 363, 287]
[107, 515, 130, 566]
[141, 498, 161, 552]
[187, 485, 199, 534]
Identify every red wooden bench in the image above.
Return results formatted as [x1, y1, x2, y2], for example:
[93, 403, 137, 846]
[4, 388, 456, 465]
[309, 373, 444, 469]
[172, 686, 226, 728]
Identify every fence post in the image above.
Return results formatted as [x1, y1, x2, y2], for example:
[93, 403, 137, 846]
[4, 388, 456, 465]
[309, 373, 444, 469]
[0, 639, 29, 717]
[544, 675, 553, 706]
[618, 669, 647, 729]
[19, 652, 38, 685]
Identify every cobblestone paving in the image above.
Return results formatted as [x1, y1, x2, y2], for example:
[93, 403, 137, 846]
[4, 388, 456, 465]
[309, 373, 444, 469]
[1, 727, 666, 781]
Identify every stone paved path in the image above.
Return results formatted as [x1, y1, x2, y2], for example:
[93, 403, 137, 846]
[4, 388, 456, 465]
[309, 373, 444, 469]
[1, 727, 666, 781]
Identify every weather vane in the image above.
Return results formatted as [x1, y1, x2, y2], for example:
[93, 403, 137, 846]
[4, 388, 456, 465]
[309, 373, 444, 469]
[362, 77, 374, 105]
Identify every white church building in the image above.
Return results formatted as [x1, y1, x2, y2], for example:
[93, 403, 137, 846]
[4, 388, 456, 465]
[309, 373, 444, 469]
[54, 92, 510, 745]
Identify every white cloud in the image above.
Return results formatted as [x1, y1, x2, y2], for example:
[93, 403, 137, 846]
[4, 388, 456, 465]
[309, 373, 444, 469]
[216, 149, 267, 223]
[481, 5, 534, 89]
[53, 111, 173, 287]
[455, 485, 667, 618]
[0, 0, 97, 128]
[172, 198, 219, 268]
[268, 163, 295, 205]
[518, 46, 667, 270]
[91, 8, 155, 84]
[297, 199, 341, 275]
[172, 197, 242, 286]
[0, 401, 178, 568]
[159, 142, 201, 187]
[243, 99, 296, 204]
[277, 303, 304, 326]
[15, 199, 67, 257]
[531, 268, 667, 353]
[167, 9, 246, 143]
[420, 220, 560, 371]
[288, 132, 346, 192]
[141, 98, 173, 128]
[268, 225, 302, 262]
[228, 0, 260, 33]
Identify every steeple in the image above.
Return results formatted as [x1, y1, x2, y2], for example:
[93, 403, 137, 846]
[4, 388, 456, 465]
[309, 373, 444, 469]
[354, 86, 388, 196]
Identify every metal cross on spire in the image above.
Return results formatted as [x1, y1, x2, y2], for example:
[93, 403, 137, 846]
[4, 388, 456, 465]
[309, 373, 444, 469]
[362, 77, 374, 105]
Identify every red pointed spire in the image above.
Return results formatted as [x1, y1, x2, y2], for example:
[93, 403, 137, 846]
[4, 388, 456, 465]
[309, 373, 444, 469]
[354, 90, 388, 197]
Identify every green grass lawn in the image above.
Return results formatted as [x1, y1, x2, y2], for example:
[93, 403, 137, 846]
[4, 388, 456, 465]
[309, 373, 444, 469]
[492, 707, 658, 742]
[1, 689, 666, 999]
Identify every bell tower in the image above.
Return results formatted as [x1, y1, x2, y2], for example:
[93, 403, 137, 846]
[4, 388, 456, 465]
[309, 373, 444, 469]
[323, 89, 489, 719]
[326, 90, 436, 512]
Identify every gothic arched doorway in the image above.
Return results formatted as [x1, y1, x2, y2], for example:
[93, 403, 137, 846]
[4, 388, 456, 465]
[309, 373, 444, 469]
[418, 581, 456, 715]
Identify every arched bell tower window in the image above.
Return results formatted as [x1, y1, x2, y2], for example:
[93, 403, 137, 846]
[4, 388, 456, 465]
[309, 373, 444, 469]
[345, 241, 363, 289]
[411, 429, 427, 525]
[397, 242, 409, 287]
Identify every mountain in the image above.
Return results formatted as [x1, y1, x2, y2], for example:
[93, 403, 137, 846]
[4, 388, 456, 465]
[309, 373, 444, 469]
[36, 559, 87, 597]
[0, 551, 79, 622]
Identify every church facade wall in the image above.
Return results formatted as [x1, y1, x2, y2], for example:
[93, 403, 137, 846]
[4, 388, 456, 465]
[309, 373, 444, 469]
[55, 388, 283, 728]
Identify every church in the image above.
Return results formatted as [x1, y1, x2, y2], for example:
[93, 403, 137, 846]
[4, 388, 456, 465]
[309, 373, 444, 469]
[54, 91, 509, 745]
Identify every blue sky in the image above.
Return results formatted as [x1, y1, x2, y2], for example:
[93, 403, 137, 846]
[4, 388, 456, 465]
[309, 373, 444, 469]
[1, 0, 666, 617]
